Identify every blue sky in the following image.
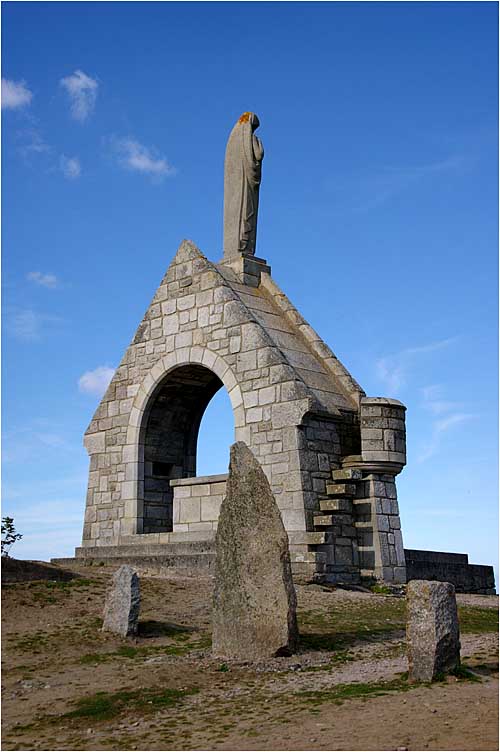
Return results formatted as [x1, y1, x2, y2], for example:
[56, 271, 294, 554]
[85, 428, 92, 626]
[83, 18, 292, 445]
[2, 2, 498, 574]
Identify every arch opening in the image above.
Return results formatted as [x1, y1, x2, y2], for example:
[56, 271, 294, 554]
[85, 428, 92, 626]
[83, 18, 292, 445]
[196, 388, 234, 477]
[138, 363, 233, 534]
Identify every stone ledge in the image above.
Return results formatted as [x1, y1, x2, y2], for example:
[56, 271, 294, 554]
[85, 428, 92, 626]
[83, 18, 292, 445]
[361, 397, 406, 408]
[170, 474, 228, 487]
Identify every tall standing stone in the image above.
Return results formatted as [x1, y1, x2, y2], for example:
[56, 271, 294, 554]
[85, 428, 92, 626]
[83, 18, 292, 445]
[102, 565, 141, 637]
[212, 442, 298, 661]
[406, 580, 461, 682]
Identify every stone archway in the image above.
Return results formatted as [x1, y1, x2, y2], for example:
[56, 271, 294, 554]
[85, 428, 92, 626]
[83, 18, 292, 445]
[139, 363, 226, 533]
[121, 349, 244, 536]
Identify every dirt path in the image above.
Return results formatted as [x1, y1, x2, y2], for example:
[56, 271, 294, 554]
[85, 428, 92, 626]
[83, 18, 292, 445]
[2, 568, 498, 751]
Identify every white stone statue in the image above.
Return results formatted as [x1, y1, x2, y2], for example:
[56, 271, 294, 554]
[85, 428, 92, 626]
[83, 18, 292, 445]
[223, 112, 264, 259]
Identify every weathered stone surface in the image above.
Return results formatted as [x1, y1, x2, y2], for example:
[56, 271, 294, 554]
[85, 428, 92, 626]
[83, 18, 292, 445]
[102, 565, 140, 637]
[212, 441, 298, 660]
[406, 580, 460, 682]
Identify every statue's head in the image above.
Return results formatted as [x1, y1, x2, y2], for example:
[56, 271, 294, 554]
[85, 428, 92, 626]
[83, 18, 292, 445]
[238, 112, 260, 131]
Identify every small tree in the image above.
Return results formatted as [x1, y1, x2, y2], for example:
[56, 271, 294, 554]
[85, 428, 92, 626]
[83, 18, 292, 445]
[1, 516, 22, 557]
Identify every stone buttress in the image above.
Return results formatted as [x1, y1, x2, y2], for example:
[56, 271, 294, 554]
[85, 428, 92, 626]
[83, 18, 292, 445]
[75, 240, 408, 584]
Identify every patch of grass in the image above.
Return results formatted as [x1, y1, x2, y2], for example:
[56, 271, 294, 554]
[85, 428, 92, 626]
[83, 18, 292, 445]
[217, 663, 230, 672]
[370, 584, 393, 595]
[296, 676, 415, 706]
[9, 631, 53, 653]
[78, 634, 211, 665]
[297, 600, 497, 657]
[62, 685, 199, 722]
[298, 600, 406, 651]
[79, 652, 109, 665]
[458, 606, 499, 634]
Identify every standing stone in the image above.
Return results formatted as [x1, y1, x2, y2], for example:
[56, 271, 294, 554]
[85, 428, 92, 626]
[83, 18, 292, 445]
[212, 442, 298, 661]
[102, 565, 140, 637]
[406, 580, 461, 682]
[223, 112, 264, 259]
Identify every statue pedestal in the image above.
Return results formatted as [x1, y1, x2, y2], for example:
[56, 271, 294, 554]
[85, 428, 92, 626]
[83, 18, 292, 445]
[220, 253, 271, 287]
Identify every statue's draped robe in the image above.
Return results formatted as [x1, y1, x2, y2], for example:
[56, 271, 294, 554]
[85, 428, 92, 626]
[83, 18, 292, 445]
[223, 113, 264, 258]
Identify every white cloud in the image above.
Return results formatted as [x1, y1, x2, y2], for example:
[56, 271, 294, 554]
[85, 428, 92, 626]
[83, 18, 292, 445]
[2, 78, 32, 110]
[60, 154, 81, 179]
[78, 365, 115, 397]
[27, 271, 59, 289]
[60, 69, 98, 122]
[376, 337, 457, 394]
[113, 137, 176, 180]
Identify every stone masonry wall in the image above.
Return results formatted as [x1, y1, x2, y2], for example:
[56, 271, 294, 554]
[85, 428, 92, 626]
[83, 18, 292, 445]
[171, 474, 227, 535]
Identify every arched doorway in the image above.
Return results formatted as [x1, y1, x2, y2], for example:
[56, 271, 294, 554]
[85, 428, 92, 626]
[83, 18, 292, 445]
[138, 363, 234, 534]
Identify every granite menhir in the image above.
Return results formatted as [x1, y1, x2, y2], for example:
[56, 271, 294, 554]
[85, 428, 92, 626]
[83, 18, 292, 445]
[102, 565, 140, 637]
[212, 441, 298, 661]
[406, 580, 461, 682]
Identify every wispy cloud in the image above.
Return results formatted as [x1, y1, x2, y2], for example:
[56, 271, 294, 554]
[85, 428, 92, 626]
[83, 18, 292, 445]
[420, 384, 462, 416]
[78, 365, 115, 397]
[60, 154, 81, 179]
[376, 337, 457, 394]
[27, 271, 59, 289]
[112, 137, 176, 181]
[2, 425, 75, 463]
[17, 128, 51, 160]
[417, 383, 478, 463]
[1, 495, 85, 561]
[2, 77, 33, 110]
[5, 307, 63, 341]
[60, 69, 98, 122]
[328, 156, 465, 213]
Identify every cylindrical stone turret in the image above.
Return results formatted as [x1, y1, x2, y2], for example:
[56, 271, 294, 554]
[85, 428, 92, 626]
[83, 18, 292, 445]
[360, 397, 406, 470]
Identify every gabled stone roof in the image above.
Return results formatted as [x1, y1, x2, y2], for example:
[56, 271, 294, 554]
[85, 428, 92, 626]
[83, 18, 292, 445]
[86, 240, 364, 435]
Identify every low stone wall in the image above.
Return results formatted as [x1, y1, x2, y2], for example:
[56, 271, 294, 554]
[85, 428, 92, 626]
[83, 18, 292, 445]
[405, 549, 496, 595]
[171, 474, 228, 535]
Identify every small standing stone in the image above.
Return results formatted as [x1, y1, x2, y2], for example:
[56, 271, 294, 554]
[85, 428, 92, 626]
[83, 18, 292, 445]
[212, 442, 298, 661]
[102, 565, 140, 637]
[406, 580, 460, 682]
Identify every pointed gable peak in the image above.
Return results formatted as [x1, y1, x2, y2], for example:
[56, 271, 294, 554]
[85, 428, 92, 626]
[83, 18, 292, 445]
[172, 239, 207, 265]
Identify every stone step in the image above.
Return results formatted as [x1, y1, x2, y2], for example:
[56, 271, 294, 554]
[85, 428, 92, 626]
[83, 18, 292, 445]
[290, 550, 327, 564]
[325, 483, 357, 497]
[331, 468, 363, 482]
[288, 531, 326, 546]
[313, 514, 335, 527]
[54, 550, 216, 574]
[319, 498, 353, 513]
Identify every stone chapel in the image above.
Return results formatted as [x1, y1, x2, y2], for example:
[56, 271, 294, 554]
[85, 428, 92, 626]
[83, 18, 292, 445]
[58, 113, 495, 593]
[71, 112, 410, 585]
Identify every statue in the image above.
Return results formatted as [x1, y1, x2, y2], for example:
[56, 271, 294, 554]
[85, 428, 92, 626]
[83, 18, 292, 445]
[223, 112, 264, 259]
